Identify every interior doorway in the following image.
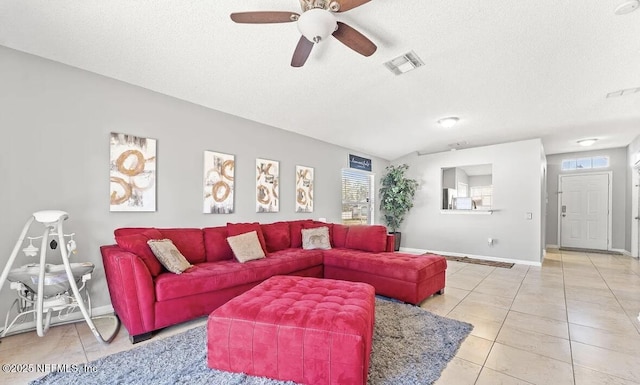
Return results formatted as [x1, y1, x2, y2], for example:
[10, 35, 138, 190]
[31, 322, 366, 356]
[558, 173, 611, 251]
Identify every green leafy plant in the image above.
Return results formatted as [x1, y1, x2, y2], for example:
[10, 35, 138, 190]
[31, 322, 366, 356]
[379, 164, 419, 233]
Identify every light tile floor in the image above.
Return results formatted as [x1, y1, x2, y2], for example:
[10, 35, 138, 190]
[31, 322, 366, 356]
[432, 249, 640, 385]
[1, 249, 639, 384]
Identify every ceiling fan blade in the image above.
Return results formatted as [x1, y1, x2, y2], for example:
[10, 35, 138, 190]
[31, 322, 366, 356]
[333, 0, 371, 12]
[291, 36, 314, 67]
[332, 22, 377, 57]
[230, 11, 299, 24]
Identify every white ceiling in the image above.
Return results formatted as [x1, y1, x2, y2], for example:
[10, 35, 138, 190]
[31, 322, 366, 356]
[1, 0, 639, 160]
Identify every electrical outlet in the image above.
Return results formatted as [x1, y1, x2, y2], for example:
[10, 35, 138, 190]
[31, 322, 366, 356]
[488, 238, 494, 246]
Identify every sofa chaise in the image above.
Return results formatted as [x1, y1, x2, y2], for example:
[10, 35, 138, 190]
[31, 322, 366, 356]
[100, 219, 447, 343]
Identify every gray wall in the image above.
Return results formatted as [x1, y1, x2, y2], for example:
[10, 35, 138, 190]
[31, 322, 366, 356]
[545, 147, 628, 250]
[0, 46, 388, 317]
[394, 139, 545, 264]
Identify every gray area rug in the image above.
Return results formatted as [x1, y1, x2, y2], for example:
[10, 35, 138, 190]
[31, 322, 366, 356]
[31, 297, 473, 385]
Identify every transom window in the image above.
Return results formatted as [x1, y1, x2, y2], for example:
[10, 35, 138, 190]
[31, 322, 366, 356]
[561, 156, 609, 171]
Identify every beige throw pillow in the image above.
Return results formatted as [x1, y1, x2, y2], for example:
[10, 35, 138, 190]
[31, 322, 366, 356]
[301, 226, 332, 250]
[227, 231, 266, 263]
[147, 239, 193, 274]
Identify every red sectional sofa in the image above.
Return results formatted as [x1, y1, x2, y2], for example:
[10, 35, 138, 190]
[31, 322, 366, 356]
[100, 219, 446, 343]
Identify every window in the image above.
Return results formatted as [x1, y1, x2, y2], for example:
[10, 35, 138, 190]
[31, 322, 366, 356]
[561, 156, 609, 171]
[592, 156, 609, 168]
[341, 169, 374, 225]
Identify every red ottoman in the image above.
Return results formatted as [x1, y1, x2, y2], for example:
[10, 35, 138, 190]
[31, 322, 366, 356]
[207, 275, 375, 385]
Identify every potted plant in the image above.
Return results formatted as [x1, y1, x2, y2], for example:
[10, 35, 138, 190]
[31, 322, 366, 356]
[379, 164, 419, 251]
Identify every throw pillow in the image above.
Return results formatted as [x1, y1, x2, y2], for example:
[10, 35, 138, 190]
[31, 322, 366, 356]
[301, 226, 332, 250]
[227, 231, 266, 263]
[147, 239, 193, 274]
[302, 221, 334, 247]
[226, 222, 268, 254]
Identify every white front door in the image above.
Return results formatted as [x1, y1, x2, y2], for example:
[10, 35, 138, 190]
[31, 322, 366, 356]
[560, 173, 610, 250]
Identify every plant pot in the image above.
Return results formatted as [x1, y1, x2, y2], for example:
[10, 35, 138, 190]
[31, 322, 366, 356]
[391, 232, 401, 252]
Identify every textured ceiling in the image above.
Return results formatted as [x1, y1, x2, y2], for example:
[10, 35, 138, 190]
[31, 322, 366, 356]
[1, 0, 639, 160]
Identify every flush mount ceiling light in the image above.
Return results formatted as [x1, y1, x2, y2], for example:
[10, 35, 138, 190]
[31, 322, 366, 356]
[438, 117, 459, 128]
[577, 138, 598, 147]
[615, 0, 639, 15]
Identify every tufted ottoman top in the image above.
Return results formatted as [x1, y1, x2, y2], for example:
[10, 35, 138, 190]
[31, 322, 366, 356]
[212, 275, 375, 335]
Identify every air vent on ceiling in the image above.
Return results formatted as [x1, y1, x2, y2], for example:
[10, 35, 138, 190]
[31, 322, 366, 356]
[606, 87, 640, 98]
[384, 51, 424, 75]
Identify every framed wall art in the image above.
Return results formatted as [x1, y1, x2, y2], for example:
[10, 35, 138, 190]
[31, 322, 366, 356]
[203, 151, 235, 214]
[109, 132, 157, 212]
[295, 165, 314, 213]
[256, 158, 279, 213]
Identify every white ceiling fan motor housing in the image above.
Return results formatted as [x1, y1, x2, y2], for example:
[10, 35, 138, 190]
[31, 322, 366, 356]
[297, 8, 337, 43]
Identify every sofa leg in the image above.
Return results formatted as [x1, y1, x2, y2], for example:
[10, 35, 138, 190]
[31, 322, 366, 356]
[437, 288, 445, 295]
[130, 332, 153, 344]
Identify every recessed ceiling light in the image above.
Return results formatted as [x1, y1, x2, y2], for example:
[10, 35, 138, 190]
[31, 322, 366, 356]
[615, 0, 639, 15]
[438, 117, 459, 128]
[577, 138, 598, 147]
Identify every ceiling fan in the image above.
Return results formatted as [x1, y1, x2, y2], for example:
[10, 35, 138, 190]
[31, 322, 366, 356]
[230, 0, 377, 67]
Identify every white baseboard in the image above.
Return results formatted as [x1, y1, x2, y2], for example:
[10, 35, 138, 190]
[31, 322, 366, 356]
[0, 304, 114, 337]
[546, 244, 560, 250]
[398, 247, 427, 255]
[612, 248, 634, 257]
[399, 247, 542, 267]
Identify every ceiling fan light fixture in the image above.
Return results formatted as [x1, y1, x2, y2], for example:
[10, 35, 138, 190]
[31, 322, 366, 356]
[438, 117, 459, 128]
[297, 8, 337, 43]
[577, 138, 598, 147]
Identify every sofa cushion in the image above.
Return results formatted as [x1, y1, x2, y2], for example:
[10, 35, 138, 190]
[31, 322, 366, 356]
[323, 249, 447, 283]
[261, 222, 291, 252]
[288, 219, 314, 248]
[227, 222, 267, 254]
[158, 228, 206, 264]
[227, 231, 266, 263]
[147, 239, 193, 274]
[345, 225, 388, 253]
[302, 221, 334, 246]
[114, 228, 165, 277]
[301, 226, 331, 250]
[331, 224, 349, 248]
[154, 249, 324, 302]
[203, 226, 234, 262]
